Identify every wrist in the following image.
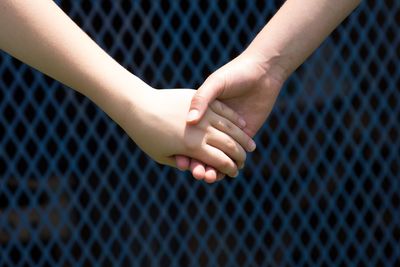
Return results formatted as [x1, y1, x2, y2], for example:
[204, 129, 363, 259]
[241, 48, 288, 89]
[84, 67, 155, 127]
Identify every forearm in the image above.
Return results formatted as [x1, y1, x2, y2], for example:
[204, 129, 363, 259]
[0, 0, 250, 178]
[245, 0, 361, 81]
[0, 0, 150, 124]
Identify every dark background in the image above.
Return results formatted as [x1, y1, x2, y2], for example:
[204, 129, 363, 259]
[0, 0, 399, 266]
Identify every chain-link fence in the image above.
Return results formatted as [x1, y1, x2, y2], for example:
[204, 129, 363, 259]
[1, 1, 399, 266]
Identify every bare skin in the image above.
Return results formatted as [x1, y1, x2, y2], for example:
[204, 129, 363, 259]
[177, 0, 362, 182]
[0, 0, 254, 179]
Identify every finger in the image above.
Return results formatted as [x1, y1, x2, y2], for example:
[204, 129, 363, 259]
[204, 166, 218, 183]
[217, 172, 225, 181]
[205, 167, 226, 182]
[206, 128, 247, 167]
[187, 74, 225, 125]
[210, 112, 256, 153]
[202, 144, 239, 178]
[210, 100, 246, 129]
[175, 155, 191, 171]
[190, 159, 206, 180]
[238, 161, 245, 169]
[216, 172, 225, 182]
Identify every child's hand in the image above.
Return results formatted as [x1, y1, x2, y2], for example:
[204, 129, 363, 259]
[121, 88, 253, 178]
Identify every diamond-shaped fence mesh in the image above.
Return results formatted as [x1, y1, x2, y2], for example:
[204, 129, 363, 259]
[1, 0, 399, 266]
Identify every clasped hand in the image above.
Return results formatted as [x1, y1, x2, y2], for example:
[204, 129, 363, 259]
[118, 87, 255, 182]
[125, 51, 284, 183]
[175, 52, 284, 182]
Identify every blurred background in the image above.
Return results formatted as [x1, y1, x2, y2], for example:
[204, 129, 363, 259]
[0, 0, 399, 266]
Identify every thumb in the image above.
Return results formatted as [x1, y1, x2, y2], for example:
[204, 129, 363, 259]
[187, 74, 225, 124]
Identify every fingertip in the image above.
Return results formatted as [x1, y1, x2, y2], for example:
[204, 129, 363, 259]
[192, 170, 205, 180]
[192, 167, 205, 180]
[190, 160, 206, 180]
[175, 155, 190, 171]
[204, 167, 218, 183]
[227, 162, 239, 178]
[238, 162, 245, 170]
[227, 166, 239, 178]
[204, 179, 216, 184]
[247, 139, 257, 152]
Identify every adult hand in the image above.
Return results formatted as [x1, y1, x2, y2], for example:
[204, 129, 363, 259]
[175, 51, 285, 180]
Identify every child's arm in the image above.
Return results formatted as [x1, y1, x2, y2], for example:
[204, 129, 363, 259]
[0, 0, 254, 179]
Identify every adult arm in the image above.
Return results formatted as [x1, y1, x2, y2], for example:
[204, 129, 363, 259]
[177, 0, 361, 176]
[187, 0, 362, 132]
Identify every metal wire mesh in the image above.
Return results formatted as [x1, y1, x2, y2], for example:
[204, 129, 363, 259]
[0, 0, 399, 266]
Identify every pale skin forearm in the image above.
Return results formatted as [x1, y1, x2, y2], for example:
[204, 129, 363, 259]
[245, 0, 361, 81]
[0, 0, 254, 179]
[0, 0, 148, 126]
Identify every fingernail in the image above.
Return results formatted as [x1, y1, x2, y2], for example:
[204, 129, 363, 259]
[187, 109, 199, 122]
[233, 171, 239, 178]
[238, 118, 246, 128]
[248, 139, 256, 152]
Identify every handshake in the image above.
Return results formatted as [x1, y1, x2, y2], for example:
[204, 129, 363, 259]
[121, 53, 283, 183]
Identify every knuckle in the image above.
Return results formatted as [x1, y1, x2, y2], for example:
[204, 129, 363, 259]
[215, 157, 229, 169]
[211, 100, 222, 111]
[221, 159, 233, 170]
[226, 139, 238, 152]
[217, 120, 234, 132]
[183, 137, 200, 151]
[215, 101, 234, 118]
[217, 120, 226, 130]
[225, 121, 234, 131]
[217, 101, 226, 113]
